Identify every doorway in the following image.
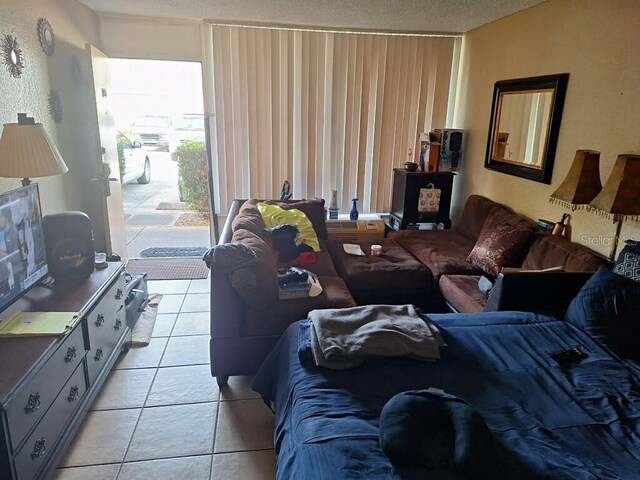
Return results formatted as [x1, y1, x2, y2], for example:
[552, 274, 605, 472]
[107, 59, 210, 260]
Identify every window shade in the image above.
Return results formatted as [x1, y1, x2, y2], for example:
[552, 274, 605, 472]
[206, 24, 455, 214]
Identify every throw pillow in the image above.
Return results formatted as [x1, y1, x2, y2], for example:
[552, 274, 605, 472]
[613, 240, 640, 283]
[230, 228, 279, 308]
[232, 201, 269, 240]
[257, 202, 320, 252]
[466, 207, 536, 276]
[379, 389, 493, 476]
[565, 267, 640, 361]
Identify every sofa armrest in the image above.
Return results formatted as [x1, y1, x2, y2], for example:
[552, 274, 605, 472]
[218, 200, 246, 245]
[483, 271, 594, 313]
[218, 199, 247, 245]
[210, 270, 244, 337]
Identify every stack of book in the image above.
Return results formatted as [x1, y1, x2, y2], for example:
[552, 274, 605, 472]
[278, 267, 312, 300]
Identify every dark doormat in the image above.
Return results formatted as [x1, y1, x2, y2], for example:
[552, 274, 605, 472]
[140, 246, 209, 258]
[126, 258, 209, 280]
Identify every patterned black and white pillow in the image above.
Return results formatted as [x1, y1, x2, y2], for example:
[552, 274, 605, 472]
[613, 240, 640, 283]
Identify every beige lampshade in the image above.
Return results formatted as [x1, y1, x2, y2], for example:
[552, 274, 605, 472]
[0, 121, 68, 180]
[589, 154, 640, 216]
[550, 149, 602, 208]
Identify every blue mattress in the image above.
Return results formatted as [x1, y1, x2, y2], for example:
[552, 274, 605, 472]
[252, 311, 640, 479]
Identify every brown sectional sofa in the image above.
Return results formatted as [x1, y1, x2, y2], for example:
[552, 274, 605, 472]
[207, 199, 356, 386]
[208, 194, 608, 386]
[388, 195, 609, 313]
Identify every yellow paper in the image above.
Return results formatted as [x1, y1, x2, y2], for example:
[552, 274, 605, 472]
[0, 311, 79, 337]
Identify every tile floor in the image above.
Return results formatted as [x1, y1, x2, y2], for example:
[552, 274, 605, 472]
[54, 278, 276, 480]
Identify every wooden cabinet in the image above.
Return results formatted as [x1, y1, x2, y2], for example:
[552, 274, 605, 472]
[0, 263, 129, 480]
[85, 274, 126, 385]
[386, 169, 455, 230]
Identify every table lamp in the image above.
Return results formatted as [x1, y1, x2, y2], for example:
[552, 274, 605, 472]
[589, 154, 640, 259]
[0, 113, 68, 186]
[549, 149, 602, 210]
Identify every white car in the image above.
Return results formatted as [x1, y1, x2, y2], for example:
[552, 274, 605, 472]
[131, 115, 171, 150]
[169, 114, 205, 161]
[119, 132, 151, 184]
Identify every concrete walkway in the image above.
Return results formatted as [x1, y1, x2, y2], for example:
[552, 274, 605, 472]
[123, 150, 210, 258]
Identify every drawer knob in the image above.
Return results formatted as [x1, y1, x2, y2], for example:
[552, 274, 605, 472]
[115, 288, 123, 299]
[94, 347, 104, 361]
[31, 437, 46, 460]
[67, 385, 80, 402]
[95, 314, 105, 327]
[24, 393, 41, 414]
[64, 346, 77, 363]
[114, 319, 122, 330]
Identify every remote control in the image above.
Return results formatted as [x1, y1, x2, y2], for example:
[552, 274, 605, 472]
[551, 347, 587, 364]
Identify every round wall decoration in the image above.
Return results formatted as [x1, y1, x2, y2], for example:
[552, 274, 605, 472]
[37, 18, 55, 56]
[48, 90, 63, 124]
[1, 34, 24, 78]
[70, 55, 84, 83]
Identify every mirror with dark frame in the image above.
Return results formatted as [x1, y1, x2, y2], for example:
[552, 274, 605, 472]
[485, 73, 569, 184]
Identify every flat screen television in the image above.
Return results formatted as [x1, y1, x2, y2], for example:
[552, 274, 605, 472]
[0, 184, 48, 313]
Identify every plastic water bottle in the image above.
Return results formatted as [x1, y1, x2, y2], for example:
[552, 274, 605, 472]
[350, 198, 359, 220]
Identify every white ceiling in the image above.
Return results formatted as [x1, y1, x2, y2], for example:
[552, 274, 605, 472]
[78, 0, 545, 34]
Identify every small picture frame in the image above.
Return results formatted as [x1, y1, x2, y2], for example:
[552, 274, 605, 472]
[418, 133, 429, 171]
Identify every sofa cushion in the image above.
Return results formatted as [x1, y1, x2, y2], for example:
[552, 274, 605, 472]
[232, 201, 269, 240]
[439, 275, 485, 313]
[566, 267, 640, 361]
[391, 230, 482, 279]
[453, 195, 510, 241]
[521, 232, 608, 272]
[304, 241, 339, 277]
[327, 238, 433, 291]
[466, 208, 536, 276]
[261, 198, 329, 240]
[244, 276, 356, 336]
[613, 240, 640, 282]
[230, 228, 279, 308]
[233, 198, 329, 241]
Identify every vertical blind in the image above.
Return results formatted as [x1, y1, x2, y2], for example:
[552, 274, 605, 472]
[206, 24, 456, 214]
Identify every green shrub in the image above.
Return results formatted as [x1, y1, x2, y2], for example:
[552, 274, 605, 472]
[176, 141, 209, 212]
[116, 133, 128, 184]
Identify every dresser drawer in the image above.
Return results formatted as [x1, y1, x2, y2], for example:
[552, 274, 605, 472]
[13, 362, 87, 480]
[6, 325, 86, 450]
[86, 273, 126, 385]
[86, 272, 126, 339]
[86, 306, 125, 385]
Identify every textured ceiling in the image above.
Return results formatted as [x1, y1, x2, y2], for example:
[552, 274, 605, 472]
[78, 0, 545, 34]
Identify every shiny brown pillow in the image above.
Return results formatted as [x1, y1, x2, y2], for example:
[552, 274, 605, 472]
[466, 208, 536, 276]
[232, 201, 268, 239]
[230, 228, 279, 308]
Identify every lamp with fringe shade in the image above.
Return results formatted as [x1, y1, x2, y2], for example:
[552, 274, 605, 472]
[588, 154, 640, 259]
[549, 149, 602, 210]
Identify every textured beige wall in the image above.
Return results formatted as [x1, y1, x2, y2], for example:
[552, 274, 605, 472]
[454, 0, 640, 258]
[0, 0, 103, 229]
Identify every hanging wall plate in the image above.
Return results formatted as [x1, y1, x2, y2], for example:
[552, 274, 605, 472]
[1, 34, 24, 78]
[48, 90, 63, 124]
[37, 18, 55, 56]
[70, 55, 83, 83]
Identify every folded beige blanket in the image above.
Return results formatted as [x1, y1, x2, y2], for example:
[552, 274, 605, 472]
[309, 304, 446, 369]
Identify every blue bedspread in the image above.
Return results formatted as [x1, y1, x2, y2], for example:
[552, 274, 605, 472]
[252, 311, 640, 479]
